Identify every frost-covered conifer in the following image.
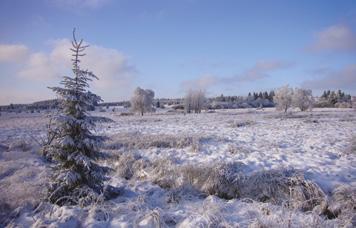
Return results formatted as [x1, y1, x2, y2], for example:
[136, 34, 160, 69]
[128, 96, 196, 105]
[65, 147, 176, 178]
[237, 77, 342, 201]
[45, 29, 105, 206]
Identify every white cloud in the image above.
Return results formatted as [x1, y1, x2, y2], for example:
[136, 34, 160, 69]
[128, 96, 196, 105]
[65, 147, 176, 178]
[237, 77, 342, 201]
[0, 44, 29, 63]
[14, 38, 136, 102]
[302, 64, 356, 91]
[82, 44, 137, 90]
[0, 37, 136, 104]
[18, 52, 59, 81]
[308, 24, 356, 52]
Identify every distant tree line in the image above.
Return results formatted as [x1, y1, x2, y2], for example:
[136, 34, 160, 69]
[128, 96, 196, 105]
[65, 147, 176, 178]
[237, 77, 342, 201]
[316, 90, 352, 108]
[0, 99, 60, 113]
[1, 88, 354, 113]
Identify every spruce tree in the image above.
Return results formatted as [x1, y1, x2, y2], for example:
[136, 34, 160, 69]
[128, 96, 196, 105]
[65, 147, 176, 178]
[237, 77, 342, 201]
[45, 29, 105, 206]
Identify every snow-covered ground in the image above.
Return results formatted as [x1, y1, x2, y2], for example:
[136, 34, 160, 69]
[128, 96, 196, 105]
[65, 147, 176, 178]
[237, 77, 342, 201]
[0, 108, 355, 227]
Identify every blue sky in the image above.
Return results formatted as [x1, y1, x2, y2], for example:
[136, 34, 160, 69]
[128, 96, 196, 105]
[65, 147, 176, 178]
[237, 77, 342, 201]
[0, 0, 355, 105]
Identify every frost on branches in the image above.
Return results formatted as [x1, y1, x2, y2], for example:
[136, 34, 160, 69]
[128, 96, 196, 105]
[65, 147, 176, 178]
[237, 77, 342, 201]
[274, 85, 294, 113]
[130, 87, 155, 116]
[44, 30, 106, 206]
[292, 88, 314, 111]
[184, 89, 206, 114]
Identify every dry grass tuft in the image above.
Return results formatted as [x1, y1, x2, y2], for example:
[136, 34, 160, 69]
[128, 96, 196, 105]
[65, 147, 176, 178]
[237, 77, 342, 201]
[8, 140, 33, 152]
[105, 133, 202, 150]
[239, 169, 326, 211]
[113, 154, 326, 211]
[325, 185, 356, 223]
[228, 120, 255, 128]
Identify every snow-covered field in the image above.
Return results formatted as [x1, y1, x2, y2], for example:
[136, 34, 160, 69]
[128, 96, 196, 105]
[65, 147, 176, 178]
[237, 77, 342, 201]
[0, 108, 355, 227]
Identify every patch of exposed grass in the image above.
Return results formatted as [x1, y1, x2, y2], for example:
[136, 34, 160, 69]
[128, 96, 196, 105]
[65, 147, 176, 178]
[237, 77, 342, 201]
[113, 154, 326, 211]
[105, 133, 208, 151]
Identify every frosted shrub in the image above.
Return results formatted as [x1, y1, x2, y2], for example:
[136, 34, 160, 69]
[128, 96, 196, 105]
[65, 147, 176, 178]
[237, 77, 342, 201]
[130, 87, 155, 116]
[292, 88, 314, 111]
[274, 85, 294, 113]
[44, 30, 106, 206]
[184, 89, 206, 114]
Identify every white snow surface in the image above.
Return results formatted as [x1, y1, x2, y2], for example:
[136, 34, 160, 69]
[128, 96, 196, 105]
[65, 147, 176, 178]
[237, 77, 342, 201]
[0, 108, 355, 227]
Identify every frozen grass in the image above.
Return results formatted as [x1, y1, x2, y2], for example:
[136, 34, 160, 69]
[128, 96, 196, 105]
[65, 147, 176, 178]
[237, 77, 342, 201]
[326, 185, 356, 223]
[113, 153, 327, 212]
[228, 119, 255, 128]
[1, 108, 355, 227]
[351, 136, 356, 154]
[105, 132, 204, 150]
[88, 116, 115, 123]
[8, 139, 33, 152]
[0, 145, 48, 226]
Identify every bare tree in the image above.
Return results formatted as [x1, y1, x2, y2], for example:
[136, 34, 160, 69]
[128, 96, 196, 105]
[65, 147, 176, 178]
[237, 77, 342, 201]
[184, 89, 194, 114]
[184, 89, 206, 114]
[274, 85, 294, 113]
[293, 88, 314, 111]
[131, 87, 155, 116]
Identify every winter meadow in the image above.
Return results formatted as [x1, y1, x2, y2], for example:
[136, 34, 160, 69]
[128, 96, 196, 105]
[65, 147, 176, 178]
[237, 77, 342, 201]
[0, 1, 356, 227]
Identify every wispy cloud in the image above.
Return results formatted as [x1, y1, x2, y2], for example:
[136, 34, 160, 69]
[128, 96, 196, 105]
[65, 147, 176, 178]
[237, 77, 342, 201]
[47, 0, 112, 9]
[180, 60, 292, 92]
[230, 60, 293, 82]
[302, 64, 356, 91]
[181, 75, 218, 91]
[0, 44, 29, 63]
[308, 24, 356, 53]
